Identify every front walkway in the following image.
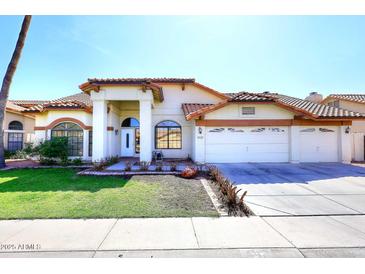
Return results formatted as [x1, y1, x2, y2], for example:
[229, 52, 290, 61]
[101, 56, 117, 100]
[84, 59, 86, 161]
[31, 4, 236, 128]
[1, 216, 365, 257]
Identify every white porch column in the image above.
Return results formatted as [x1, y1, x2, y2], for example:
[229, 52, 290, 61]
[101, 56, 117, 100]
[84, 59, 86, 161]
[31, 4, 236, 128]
[193, 125, 206, 163]
[289, 126, 300, 163]
[83, 129, 89, 160]
[139, 99, 152, 162]
[92, 100, 108, 162]
[339, 125, 352, 163]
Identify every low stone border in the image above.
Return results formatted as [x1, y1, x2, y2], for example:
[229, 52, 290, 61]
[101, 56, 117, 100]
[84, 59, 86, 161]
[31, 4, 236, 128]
[78, 170, 181, 176]
[1, 165, 93, 171]
[200, 178, 228, 216]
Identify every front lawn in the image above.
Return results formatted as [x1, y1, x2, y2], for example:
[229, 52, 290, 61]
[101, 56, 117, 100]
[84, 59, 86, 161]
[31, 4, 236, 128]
[0, 169, 218, 219]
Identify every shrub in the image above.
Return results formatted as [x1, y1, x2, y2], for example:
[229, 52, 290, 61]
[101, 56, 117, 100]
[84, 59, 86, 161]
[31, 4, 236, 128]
[9, 150, 28, 160]
[169, 162, 177, 172]
[124, 161, 132, 171]
[139, 161, 150, 171]
[4, 150, 15, 159]
[106, 156, 119, 165]
[72, 158, 83, 166]
[38, 137, 68, 163]
[181, 166, 198, 178]
[93, 160, 107, 171]
[23, 143, 36, 156]
[195, 162, 205, 172]
[207, 165, 253, 217]
[155, 162, 163, 172]
[39, 158, 57, 166]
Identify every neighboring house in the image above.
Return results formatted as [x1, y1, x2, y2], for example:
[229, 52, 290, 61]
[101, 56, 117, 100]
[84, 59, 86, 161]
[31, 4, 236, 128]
[20, 78, 365, 164]
[322, 94, 365, 161]
[3, 101, 40, 152]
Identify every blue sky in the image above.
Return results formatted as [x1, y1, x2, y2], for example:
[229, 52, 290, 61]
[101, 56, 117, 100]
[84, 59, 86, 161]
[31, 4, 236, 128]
[0, 16, 364, 100]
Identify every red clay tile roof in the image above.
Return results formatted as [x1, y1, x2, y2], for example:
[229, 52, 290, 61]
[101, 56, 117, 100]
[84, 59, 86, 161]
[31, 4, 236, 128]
[230, 92, 365, 119]
[79, 78, 228, 101]
[323, 94, 365, 104]
[184, 91, 365, 120]
[23, 93, 92, 113]
[87, 78, 196, 85]
[9, 100, 50, 108]
[182, 103, 214, 118]
[6, 101, 27, 112]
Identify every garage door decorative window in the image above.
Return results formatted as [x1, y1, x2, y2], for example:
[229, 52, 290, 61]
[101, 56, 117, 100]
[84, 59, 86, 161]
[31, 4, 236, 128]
[155, 120, 182, 149]
[51, 122, 83, 156]
[319, 128, 335, 132]
[300, 128, 315, 132]
[8, 121, 24, 152]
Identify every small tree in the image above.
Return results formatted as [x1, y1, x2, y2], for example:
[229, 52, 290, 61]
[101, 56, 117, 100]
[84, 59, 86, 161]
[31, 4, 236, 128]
[38, 137, 68, 163]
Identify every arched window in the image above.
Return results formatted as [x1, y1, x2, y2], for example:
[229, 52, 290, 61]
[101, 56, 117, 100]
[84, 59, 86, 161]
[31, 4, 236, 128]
[8, 121, 23, 130]
[121, 117, 140, 127]
[155, 120, 182, 149]
[7, 121, 24, 152]
[51, 122, 83, 156]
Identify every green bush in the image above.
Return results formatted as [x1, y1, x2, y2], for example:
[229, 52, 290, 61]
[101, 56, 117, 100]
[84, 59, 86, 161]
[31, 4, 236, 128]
[72, 158, 83, 166]
[39, 158, 57, 165]
[38, 137, 68, 163]
[4, 150, 15, 159]
[9, 150, 28, 159]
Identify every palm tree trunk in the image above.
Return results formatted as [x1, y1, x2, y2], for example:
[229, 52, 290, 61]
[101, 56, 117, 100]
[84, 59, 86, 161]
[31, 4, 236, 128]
[0, 15, 32, 168]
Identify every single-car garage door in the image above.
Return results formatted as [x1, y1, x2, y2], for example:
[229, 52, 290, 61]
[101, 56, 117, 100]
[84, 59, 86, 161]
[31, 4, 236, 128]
[299, 126, 339, 162]
[205, 126, 289, 163]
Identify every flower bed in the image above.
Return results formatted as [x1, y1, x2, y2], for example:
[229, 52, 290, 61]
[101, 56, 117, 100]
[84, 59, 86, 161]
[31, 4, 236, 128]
[207, 165, 254, 217]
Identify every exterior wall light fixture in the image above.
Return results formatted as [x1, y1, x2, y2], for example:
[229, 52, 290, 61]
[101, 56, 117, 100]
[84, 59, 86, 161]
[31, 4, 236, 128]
[198, 127, 203, 134]
[345, 126, 350, 134]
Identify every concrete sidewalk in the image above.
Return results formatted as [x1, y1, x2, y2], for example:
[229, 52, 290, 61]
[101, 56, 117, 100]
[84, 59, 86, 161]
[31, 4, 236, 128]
[1, 216, 365, 257]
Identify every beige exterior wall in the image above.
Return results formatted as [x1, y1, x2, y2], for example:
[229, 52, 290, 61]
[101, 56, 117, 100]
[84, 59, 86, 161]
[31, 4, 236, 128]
[34, 110, 93, 160]
[325, 98, 365, 161]
[151, 84, 222, 158]
[3, 110, 35, 150]
[205, 104, 295, 120]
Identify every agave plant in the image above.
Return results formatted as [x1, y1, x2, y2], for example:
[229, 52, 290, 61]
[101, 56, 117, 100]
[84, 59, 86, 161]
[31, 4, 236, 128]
[139, 161, 150, 171]
[169, 162, 177, 172]
[124, 161, 132, 171]
[155, 162, 163, 172]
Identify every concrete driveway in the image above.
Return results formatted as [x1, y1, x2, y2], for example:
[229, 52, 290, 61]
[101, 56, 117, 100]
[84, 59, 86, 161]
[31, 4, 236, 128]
[215, 163, 365, 216]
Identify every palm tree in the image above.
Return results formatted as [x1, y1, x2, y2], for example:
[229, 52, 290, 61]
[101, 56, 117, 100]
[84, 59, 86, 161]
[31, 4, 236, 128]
[0, 15, 32, 168]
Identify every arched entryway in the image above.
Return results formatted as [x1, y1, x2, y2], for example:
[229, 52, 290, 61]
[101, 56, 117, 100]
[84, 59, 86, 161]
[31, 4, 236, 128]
[121, 117, 140, 157]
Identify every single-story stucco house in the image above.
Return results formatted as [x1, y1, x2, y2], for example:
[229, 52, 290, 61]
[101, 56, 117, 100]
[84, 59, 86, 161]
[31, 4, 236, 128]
[2, 101, 40, 152]
[9, 78, 365, 164]
[321, 94, 365, 162]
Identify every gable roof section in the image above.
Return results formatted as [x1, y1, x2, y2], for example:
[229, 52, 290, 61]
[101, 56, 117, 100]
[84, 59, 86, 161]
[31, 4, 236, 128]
[23, 93, 92, 113]
[9, 100, 50, 108]
[79, 78, 228, 102]
[6, 101, 27, 112]
[184, 91, 365, 121]
[322, 94, 365, 105]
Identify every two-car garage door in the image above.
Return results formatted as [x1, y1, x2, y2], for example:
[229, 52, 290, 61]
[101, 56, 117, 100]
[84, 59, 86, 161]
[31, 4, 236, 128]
[205, 126, 339, 163]
[205, 127, 289, 163]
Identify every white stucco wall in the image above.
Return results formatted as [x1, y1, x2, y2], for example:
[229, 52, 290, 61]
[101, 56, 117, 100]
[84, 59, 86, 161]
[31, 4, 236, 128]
[205, 104, 295, 120]
[92, 83, 223, 160]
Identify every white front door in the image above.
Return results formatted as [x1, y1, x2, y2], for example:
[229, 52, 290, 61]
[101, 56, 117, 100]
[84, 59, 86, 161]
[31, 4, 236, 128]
[121, 128, 135, 157]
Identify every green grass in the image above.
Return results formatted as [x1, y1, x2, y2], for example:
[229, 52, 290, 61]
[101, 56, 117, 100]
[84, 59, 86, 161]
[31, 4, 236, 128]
[0, 169, 218, 219]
